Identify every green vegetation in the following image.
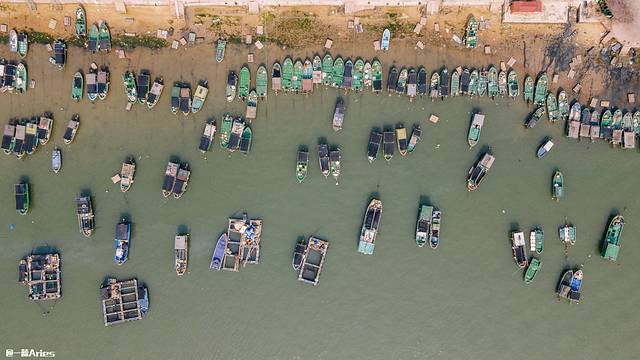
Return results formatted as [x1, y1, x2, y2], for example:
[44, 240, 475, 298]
[270, 11, 327, 47]
[367, 12, 413, 38]
[113, 35, 168, 50]
[26, 30, 55, 44]
[66, 36, 86, 48]
[0, 34, 7, 44]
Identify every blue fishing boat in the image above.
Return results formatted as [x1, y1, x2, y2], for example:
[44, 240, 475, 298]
[381, 29, 390, 51]
[209, 233, 228, 270]
[114, 221, 130, 266]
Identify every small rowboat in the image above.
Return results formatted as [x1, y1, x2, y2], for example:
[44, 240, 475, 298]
[450, 68, 460, 97]
[536, 138, 554, 158]
[51, 147, 62, 173]
[226, 71, 237, 102]
[216, 38, 226, 62]
[407, 125, 421, 153]
[498, 70, 507, 97]
[523, 75, 534, 104]
[381, 28, 390, 51]
[75, 6, 87, 37]
[71, 71, 84, 101]
[552, 170, 564, 201]
[507, 70, 519, 99]
[524, 258, 542, 284]
[467, 113, 484, 148]
[147, 77, 164, 109]
[271, 62, 281, 95]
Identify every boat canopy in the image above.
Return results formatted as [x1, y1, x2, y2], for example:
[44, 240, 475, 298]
[175, 235, 187, 250]
[297, 151, 308, 163]
[115, 223, 129, 240]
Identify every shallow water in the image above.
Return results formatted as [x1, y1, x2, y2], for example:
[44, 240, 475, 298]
[1, 44, 639, 359]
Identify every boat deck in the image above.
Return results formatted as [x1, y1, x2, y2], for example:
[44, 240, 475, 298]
[222, 217, 263, 272]
[101, 278, 147, 326]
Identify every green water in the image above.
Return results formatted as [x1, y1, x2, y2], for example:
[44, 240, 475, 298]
[1, 45, 639, 359]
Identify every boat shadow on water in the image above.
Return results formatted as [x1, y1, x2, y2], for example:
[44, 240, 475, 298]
[23, 245, 61, 260]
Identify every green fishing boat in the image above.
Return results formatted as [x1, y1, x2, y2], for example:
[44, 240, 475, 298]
[467, 113, 485, 148]
[600, 109, 613, 139]
[170, 83, 180, 114]
[477, 69, 488, 97]
[240, 126, 252, 155]
[296, 150, 309, 183]
[552, 170, 563, 201]
[87, 23, 99, 51]
[99, 21, 111, 52]
[524, 258, 542, 284]
[523, 75, 534, 103]
[558, 90, 569, 120]
[372, 60, 383, 93]
[450, 68, 460, 96]
[508, 70, 519, 99]
[71, 71, 83, 101]
[282, 57, 294, 92]
[75, 6, 86, 37]
[238, 66, 250, 101]
[633, 111, 640, 137]
[321, 53, 333, 86]
[464, 15, 478, 49]
[547, 92, 559, 122]
[293, 59, 303, 92]
[534, 73, 548, 106]
[15, 63, 28, 94]
[353, 58, 364, 91]
[487, 66, 498, 98]
[332, 57, 344, 88]
[15, 182, 29, 215]
[256, 65, 268, 99]
[613, 109, 623, 129]
[532, 228, 544, 254]
[216, 38, 226, 63]
[122, 71, 137, 103]
[219, 113, 233, 149]
[602, 214, 624, 261]
[363, 61, 372, 88]
[17, 33, 28, 59]
[469, 69, 479, 97]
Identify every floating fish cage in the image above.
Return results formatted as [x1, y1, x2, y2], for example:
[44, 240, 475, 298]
[18, 253, 61, 301]
[222, 217, 263, 272]
[100, 278, 148, 326]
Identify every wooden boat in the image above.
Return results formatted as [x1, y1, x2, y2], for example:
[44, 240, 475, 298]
[245, 89, 257, 121]
[99, 21, 111, 52]
[37, 114, 53, 145]
[395, 67, 407, 95]
[122, 71, 137, 104]
[559, 223, 576, 245]
[440, 67, 450, 98]
[332, 57, 344, 88]
[358, 199, 382, 255]
[256, 65, 268, 98]
[51, 40, 67, 70]
[558, 90, 569, 120]
[579, 108, 591, 138]
[524, 258, 542, 284]
[459, 68, 470, 95]
[383, 130, 395, 162]
[467, 153, 495, 191]
[566, 102, 581, 138]
[589, 110, 601, 141]
[114, 221, 130, 266]
[429, 210, 441, 249]
[2, 124, 15, 155]
[467, 113, 485, 148]
[387, 66, 398, 94]
[97, 67, 109, 100]
[15, 183, 29, 215]
[296, 150, 309, 183]
[3, 62, 18, 92]
[120, 158, 136, 192]
[312, 55, 322, 85]
[530, 228, 544, 254]
[136, 71, 150, 104]
[297, 237, 329, 286]
[547, 92, 559, 122]
[342, 59, 353, 90]
[416, 67, 428, 97]
[330, 148, 341, 184]
[526, 106, 545, 129]
[228, 117, 244, 151]
[170, 83, 180, 113]
[415, 205, 433, 247]
[190, 80, 208, 114]
[352, 58, 364, 91]
[215, 38, 226, 62]
[76, 196, 94, 237]
[498, 70, 507, 97]
[209, 233, 228, 271]
[406, 68, 417, 98]
[464, 15, 478, 48]
[372, 60, 383, 93]
[318, 143, 330, 177]
[558, 269, 582, 304]
[282, 57, 294, 92]
[534, 73, 547, 106]
[468, 69, 478, 97]
[271, 62, 281, 95]
[179, 85, 191, 116]
[15, 62, 27, 93]
[487, 66, 498, 98]
[238, 66, 250, 100]
[622, 111, 635, 149]
[172, 164, 191, 199]
[477, 68, 488, 97]
[602, 214, 624, 261]
[75, 6, 86, 37]
[63, 115, 80, 145]
[239, 125, 252, 154]
[199, 119, 216, 153]
[381, 28, 390, 51]
[507, 70, 519, 99]
[600, 109, 613, 141]
[13, 123, 25, 158]
[292, 238, 306, 271]
[523, 75, 534, 103]
[552, 171, 564, 201]
[303, 58, 314, 93]
[24, 120, 38, 155]
[293, 59, 304, 92]
[396, 125, 408, 156]
[363, 61, 372, 88]
[87, 23, 99, 51]
[9, 29, 18, 53]
[557, 270, 573, 301]
[407, 124, 421, 153]
[536, 138, 554, 158]
[147, 77, 164, 109]
[367, 130, 382, 163]
[429, 71, 440, 100]
[611, 109, 623, 146]
[71, 71, 83, 101]
[161, 162, 179, 198]
[51, 147, 61, 173]
[219, 113, 233, 149]
[332, 97, 346, 131]
[321, 53, 333, 87]
[511, 231, 528, 269]
[225, 71, 237, 102]
[175, 234, 189, 275]
[450, 68, 460, 96]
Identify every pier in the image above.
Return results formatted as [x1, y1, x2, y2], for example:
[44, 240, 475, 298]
[100, 278, 148, 326]
[18, 253, 61, 301]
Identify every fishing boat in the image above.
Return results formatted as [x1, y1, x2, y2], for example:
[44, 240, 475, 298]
[469, 69, 478, 97]
[332, 57, 344, 88]
[383, 131, 395, 162]
[534, 73, 547, 106]
[302, 58, 314, 93]
[51, 40, 66, 70]
[332, 97, 346, 132]
[216, 38, 226, 62]
[2, 124, 15, 155]
[146, 77, 163, 109]
[546, 92, 559, 122]
[536, 138, 554, 158]
[579, 108, 591, 138]
[87, 23, 99, 51]
[507, 70, 519, 99]
[460, 68, 471, 95]
[622, 111, 635, 149]
[569, 102, 581, 121]
[430, 210, 441, 249]
[464, 15, 478, 48]
[292, 238, 307, 271]
[13, 124, 25, 158]
[199, 119, 216, 153]
[179, 85, 191, 116]
[15, 183, 29, 215]
[589, 110, 601, 141]
[611, 109, 623, 146]
[558, 90, 569, 120]
[293, 59, 303, 92]
[487, 66, 498, 98]
[245, 90, 257, 121]
[225, 71, 237, 102]
[239, 125, 252, 154]
[170, 83, 180, 114]
[75, 6, 86, 37]
[477, 68, 488, 97]
[9, 29, 17, 53]
[238, 66, 250, 100]
[72, 71, 84, 101]
[209, 233, 228, 271]
[467, 113, 485, 148]
[530, 228, 544, 254]
[396, 125, 408, 156]
[99, 21, 111, 52]
[296, 150, 309, 183]
[523, 75, 534, 104]
[363, 61, 372, 89]
[415, 205, 433, 247]
[114, 221, 130, 266]
[440, 67, 450, 98]
[367, 130, 382, 163]
[407, 125, 421, 153]
[552, 171, 564, 201]
[256, 65, 268, 98]
[312, 55, 322, 85]
[557, 270, 573, 301]
[172, 164, 191, 199]
[498, 70, 507, 97]
[450, 68, 460, 96]
[526, 106, 545, 129]
[122, 71, 137, 104]
[387, 66, 398, 94]
[395, 67, 407, 95]
[330, 148, 341, 184]
[353, 59, 365, 91]
[271, 62, 281, 95]
[97, 67, 109, 100]
[297, 237, 329, 286]
[17, 33, 28, 59]
[175, 234, 189, 275]
[559, 223, 576, 245]
[524, 258, 542, 284]
[600, 109, 613, 141]
[342, 59, 354, 90]
[219, 113, 233, 149]
[558, 269, 583, 304]
[429, 71, 440, 100]
[76, 196, 94, 237]
[318, 143, 330, 178]
[321, 53, 333, 87]
[161, 162, 179, 198]
[417, 67, 428, 96]
[381, 28, 390, 51]
[358, 198, 382, 255]
[191, 80, 208, 113]
[51, 147, 61, 173]
[634, 111, 640, 140]
[63, 115, 80, 144]
[372, 60, 383, 93]
[135, 71, 150, 104]
[228, 117, 244, 151]
[283, 57, 294, 92]
[467, 153, 495, 191]
[511, 231, 528, 269]
[15, 62, 27, 94]
[37, 114, 53, 145]
[120, 158, 135, 193]
[24, 120, 38, 155]
[601, 214, 624, 261]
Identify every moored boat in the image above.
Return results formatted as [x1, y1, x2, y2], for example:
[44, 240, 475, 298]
[601, 214, 624, 261]
[297, 237, 329, 286]
[477, 68, 488, 97]
[170, 83, 180, 114]
[37, 114, 53, 145]
[372, 59, 383, 93]
[292, 238, 306, 271]
[524, 258, 542, 284]
[622, 111, 635, 149]
[172, 163, 191, 199]
[367, 130, 382, 163]
[120, 158, 136, 193]
[99, 21, 111, 52]
[450, 68, 460, 96]
[175, 234, 189, 275]
[557, 269, 583, 304]
[460, 68, 471, 95]
[219, 113, 233, 149]
[87, 23, 99, 51]
[238, 66, 250, 100]
[318, 143, 330, 177]
[467, 152, 495, 191]
[558, 90, 569, 120]
[63, 115, 80, 145]
[114, 221, 130, 266]
[352, 58, 364, 91]
[97, 67, 109, 100]
[498, 70, 507, 97]
[271, 62, 281, 95]
[464, 15, 478, 48]
[381, 28, 391, 51]
[363, 61, 372, 88]
[387, 66, 398, 94]
[179, 85, 191, 116]
[429, 71, 440, 100]
[552, 170, 564, 201]
[530, 228, 544, 254]
[282, 57, 294, 92]
[209, 233, 228, 271]
[526, 106, 545, 129]
[256, 65, 268, 98]
[146, 77, 164, 109]
[589, 110, 601, 141]
[546, 92, 559, 122]
[24, 120, 37, 155]
[225, 71, 237, 102]
[239, 125, 252, 155]
[429, 210, 441, 249]
[440, 67, 450, 98]
[383, 130, 395, 162]
[161, 162, 179, 198]
[511, 231, 528, 269]
[467, 113, 485, 148]
[15, 182, 29, 215]
[487, 66, 498, 98]
[600, 108, 613, 141]
[2, 124, 15, 155]
[396, 125, 408, 156]
[51, 40, 67, 70]
[579, 108, 591, 138]
[293, 59, 303, 92]
[395, 67, 407, 95]
[216, 38, 226, 62]
[9, 29, 17, 53]
[76, 196, 94, 237]
[332, 97, 346, 132]
[536, 138, 554, 158]
[199, 119, 216, 153]
[72, 71, 84, 101]
[330, 148, 341, 184]
[13, 123, 26, 158]
[523, 75, 534, 104]
[296, 150, 309, 183]
[559, 222, 576, 245]
[341, 59, 353, 90]
[534, 73, 548, 106]
[611, 109, 623, 146]
[312, 55, 322, 85]
[122, 70, 137, 104]
[302, 58, 313, 93]
[358, 198, 382, 255]
[15, 62, 27, 93]
[415, 205, 433, 247]
[407, 124, 421, 153]
[469, 69, 478, 97]
[51, 147, 61, 173]
[191, 80, 208, 114]
[507, 70, 519, 99]
[417, 67, 428, 96]
[75, 6, 87, 37]
[136, 71, 150, 104]
[228, 117, 244, 151]
[406, 68, 417, 99]
[321, 53, 333, 87]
